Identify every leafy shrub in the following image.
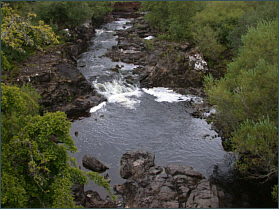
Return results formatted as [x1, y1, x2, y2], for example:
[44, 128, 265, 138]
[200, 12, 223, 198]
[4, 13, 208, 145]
[272, 185, 278, 202]
[1, 50, 11, 71]
[1, 83, 115, 207]
[34, 1, 92, 29]
[204, 18, 278, 190]
[228, 1, 278, 55]
[1, 2, 59, 68]
[231, 117, 278, 181]
[86, 1, 113, 21]
[204, 19, 278, 136]
[141, 1, 204, 41]
[191, 1, 252, 60]
[34, 1, 112, 30]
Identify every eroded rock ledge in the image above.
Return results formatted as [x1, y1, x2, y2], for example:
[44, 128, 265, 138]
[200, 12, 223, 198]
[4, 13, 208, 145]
[7, 18, 112, 117]
[114, 150, 225, 208]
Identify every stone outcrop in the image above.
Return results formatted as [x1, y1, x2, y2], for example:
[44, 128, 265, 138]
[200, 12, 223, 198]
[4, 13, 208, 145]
[9, 22, 109, 117]
[114, 150, 225, 208]
[82, 155, 109, 172]
[105, 17, 210, 90]
[71, 181, 116, 208]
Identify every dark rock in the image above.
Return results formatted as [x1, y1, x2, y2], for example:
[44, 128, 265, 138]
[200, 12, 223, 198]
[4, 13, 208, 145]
[71, 181, 117, 208]
[117, 150, 220, 208]
[120, 149, 155, 179]
[165, 164, 205, 179]
[84, 191, 116, 208]
[82, 155, 109, 172]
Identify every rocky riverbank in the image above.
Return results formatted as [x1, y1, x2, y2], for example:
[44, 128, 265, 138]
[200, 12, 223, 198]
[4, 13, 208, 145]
[115, 150, 225, 208]
[3, 15, 113, 117]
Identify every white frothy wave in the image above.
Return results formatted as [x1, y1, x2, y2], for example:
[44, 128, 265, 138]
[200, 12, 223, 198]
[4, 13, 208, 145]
[143, 87, 202, 103]
[93, 78, 141, 109]
[90, 101, 106, 113]
[144, 36, 155, 40]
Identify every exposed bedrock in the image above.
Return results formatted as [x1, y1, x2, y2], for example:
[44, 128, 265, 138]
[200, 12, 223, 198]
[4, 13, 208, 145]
[114, 150, 225, 208]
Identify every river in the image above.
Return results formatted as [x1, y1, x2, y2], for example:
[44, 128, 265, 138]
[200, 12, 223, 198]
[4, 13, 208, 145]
[69, 15, 275, 208]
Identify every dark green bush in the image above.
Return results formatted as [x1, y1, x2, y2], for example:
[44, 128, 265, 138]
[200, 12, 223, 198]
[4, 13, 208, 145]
[228, 1, 278, 55]
[34, 1, 93, 29]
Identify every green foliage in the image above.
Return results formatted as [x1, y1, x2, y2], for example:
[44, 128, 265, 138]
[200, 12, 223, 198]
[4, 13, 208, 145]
[141, 1, 204, 41]
[87, 171, 117, 201]
[34, 1, 112, 30]
[272, 185, 278, 202]
[1, 3, 59, 53]
[205, 19, 278, 135]
[191, 1, 252, 60]
[167, 1, 205, 41]
[34, 1, 92, 30]
[192, 24, 226, 60]
[20, 83, 41, 105]
[1, 50, 12, 71]
[141, 1, 170, 32]
[1, 83, 39, 117]
[231, 117, 278, 181]
[228, 1, 278, 55]
[144, 39, 155, 51]
[228, 19, 278, 77]
[204, 19, 278, 186]
[1, 84, 115, 208]
[86, 1, 113, 20]
[2, 1, 35, 17]
[1, 2, 59, 70]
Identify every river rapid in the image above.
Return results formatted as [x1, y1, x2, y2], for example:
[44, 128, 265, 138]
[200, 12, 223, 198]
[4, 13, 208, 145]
[69, 15, 274, 208]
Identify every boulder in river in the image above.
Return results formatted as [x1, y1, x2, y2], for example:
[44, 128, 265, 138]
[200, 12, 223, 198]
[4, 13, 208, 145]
[82, 155, 109, 172]
[115, 150, 224, 208]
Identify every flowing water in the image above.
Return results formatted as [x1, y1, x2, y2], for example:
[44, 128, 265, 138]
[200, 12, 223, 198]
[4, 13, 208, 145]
[69, 15, 275, 208]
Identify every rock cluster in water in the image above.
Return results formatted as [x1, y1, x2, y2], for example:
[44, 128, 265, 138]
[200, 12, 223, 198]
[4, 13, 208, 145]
[114, 150, 225, 208]
[71, 181, 117, 208]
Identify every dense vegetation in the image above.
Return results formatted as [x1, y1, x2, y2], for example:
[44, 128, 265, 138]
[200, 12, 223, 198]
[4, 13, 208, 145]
[1, 1, 113, 76]
[1, 1, 278, 206]
[141, 1, 278, 65]
[142, 1, 278, 201]
[205, 18, 278, 200]
[1, 2, 115, 208]
[1, 83, 116, 207]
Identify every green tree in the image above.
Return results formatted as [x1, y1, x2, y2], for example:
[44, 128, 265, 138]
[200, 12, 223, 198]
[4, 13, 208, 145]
[140, 1, 204, 41]
[1, 83, 115, 208]
[86, 1, 113, 22]
[231, 118, 278, 182]
[34, 1, 93, 30]
[191, 1, 252, 60]
[228, 1, 278, 55]
[167, 1, 205, 41]
[1, 3, 59, 53]
[204, 19, 278, 187]
[140, 1, 170, 32]
[1, 3, 59, 70]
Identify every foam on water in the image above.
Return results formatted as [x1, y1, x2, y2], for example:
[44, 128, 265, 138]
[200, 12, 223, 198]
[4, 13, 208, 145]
[93, 78, 141, 109]
[143, 87, 202, 103]
[90, 101, 107, 113]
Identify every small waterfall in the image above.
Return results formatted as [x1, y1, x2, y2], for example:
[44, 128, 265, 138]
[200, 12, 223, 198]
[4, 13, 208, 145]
[92, 75, 141, 110]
